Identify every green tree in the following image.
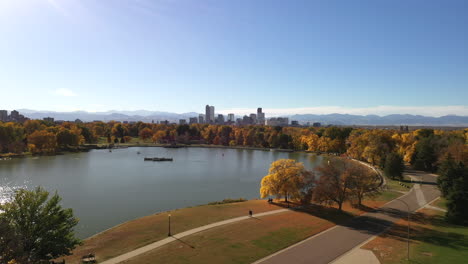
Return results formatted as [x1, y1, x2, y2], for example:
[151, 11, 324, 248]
[437, 154, 458, 197]
[0, 187, 81, 263]
[384, 152, 405, 180]
[444, 163, 468, 225]
[413, 137, 437, 171]
[0, 217, 22, 263]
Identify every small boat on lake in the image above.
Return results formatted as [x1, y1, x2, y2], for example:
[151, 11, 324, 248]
[144, 157, 173, 162]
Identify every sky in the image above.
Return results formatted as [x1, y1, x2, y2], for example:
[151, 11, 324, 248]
[0, 0, 467, 117]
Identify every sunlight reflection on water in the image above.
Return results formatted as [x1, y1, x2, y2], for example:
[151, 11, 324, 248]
[0, 181, 27, 205]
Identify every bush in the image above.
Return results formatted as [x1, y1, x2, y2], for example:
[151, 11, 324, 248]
[207, 198, 247, 205]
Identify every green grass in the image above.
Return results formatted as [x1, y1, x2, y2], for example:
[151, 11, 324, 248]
[252, 227, 307, 251]
[406, 212, 468, 264]
[432, 198, 447, 210]
[373, 189, 402, 202]
[385, 175, 415, 192]
[365, 209, 468, 264]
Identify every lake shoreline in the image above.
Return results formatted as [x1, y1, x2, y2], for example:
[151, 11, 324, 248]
[0, 142, 333, 160]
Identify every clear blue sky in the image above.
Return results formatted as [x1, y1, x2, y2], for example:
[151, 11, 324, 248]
[0, 0, 467, 116]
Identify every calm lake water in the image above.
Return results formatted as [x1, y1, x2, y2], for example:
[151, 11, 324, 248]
[0, 147, 324, 238]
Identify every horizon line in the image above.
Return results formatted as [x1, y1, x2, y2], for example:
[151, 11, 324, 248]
[5, 105, 468, 118]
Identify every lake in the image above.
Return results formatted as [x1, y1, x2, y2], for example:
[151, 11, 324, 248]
[0, 147, 324, 238]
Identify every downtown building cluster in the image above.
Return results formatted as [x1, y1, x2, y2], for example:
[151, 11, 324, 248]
[179, 105, 290, 126]
[0, 110, 29, 123]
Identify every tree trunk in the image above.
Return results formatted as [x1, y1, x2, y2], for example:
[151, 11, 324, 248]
[338, 202, 342, 211]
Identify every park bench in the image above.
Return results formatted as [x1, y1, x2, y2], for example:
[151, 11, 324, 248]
[82, 253, 96, 263]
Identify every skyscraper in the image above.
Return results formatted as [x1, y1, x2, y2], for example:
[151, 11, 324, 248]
[205, 105, 211, 124]
[257, 107, 265, 125]
[0, 110, 7, 122]
[209, 106, 215, 123]
[228, 113, 235, 122]
[205, 105, 215, 123]
[199, 114, 205, 124]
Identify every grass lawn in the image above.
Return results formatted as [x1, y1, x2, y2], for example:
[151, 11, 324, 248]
[362, 208, 468, 264]
[62, 200, 284, 263]
[62, 187, 402, 263]
[373, 189, 402, 203]
[119, 198, 395, 264]
[121, 209, 338, 264]
[385, 175, 415, 192]
[430, 197, 447, 210]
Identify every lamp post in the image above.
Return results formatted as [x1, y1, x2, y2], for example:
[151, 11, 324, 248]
[395, 198, 410, 261]
[168, 214, 172, 236]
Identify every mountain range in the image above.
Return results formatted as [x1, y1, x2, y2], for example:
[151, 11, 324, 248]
[15, 109, 468, 126]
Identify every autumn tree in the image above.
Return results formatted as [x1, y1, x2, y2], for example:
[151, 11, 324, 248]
[111, 123, 127, 141]
[348, 162, 380, 206]
[139, 127, 153, 141]
[27, 130, 57, 154]
[313, 158, 352, 210]
[0, 187, 81, 263]
[23, 120, 43, 135]
[260, 159, 314, 203]
[0, 122, 26, 154]
[56, 127, 83, 147]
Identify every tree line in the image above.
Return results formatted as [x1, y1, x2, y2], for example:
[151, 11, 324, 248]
[1, 121, 466, 173]
[260, 158, 380, 210]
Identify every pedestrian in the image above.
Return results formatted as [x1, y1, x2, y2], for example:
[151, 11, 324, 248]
[249, 210, 252, 217]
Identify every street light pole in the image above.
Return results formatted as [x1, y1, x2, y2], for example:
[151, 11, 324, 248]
[168, 214, 171, 236]
[395, 198, 410, 261]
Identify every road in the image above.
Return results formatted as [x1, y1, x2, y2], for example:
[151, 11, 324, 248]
[255, 170, 440, 264]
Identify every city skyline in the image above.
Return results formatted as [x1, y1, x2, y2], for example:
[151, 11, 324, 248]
[1, 0, 467, 115]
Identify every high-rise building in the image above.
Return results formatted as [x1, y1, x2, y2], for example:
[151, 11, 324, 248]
[257, 108, 265, 125]
[0, 110, 7, 122]
[179, 119, 187, 125]
[242, 115, 252, 125]
[10, 110, 19, 121]
[209, 106, 215, 123]
[43, 117, 55, 122]
[250, 113, 257, 124]
[228, 113, 235, 122]
[205, 105, 215, 123]
[198, 114, 205, 124]
[266, 117, 289, 126]
[189, 117, 198, 124]
[216, 114, 225, 124]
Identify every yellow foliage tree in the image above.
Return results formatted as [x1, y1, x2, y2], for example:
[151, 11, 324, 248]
[260, 159, 311, 202]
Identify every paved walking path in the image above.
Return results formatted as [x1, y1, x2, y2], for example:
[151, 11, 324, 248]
[254, 170, 440, 264]
[99, 208, 289, 264]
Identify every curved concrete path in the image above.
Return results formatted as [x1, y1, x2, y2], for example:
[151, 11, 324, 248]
[99, 208, 289, 264]
[254, 170, 440, 264]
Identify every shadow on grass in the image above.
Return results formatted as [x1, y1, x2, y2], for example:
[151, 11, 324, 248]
[377, 213, 468, 252]
[270, 198, 466, 252]
[173, 236, 196, 249]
